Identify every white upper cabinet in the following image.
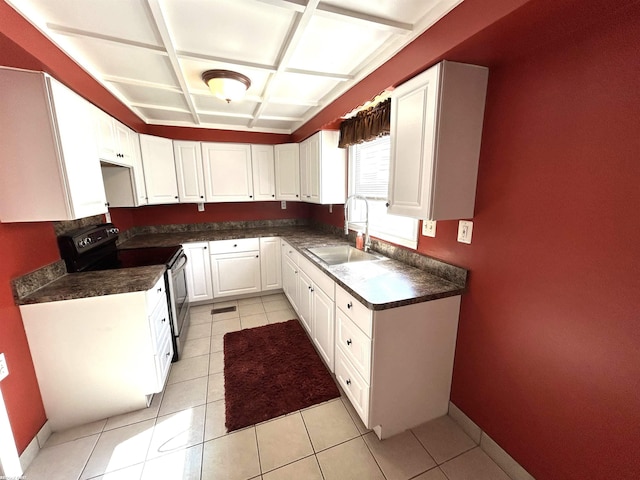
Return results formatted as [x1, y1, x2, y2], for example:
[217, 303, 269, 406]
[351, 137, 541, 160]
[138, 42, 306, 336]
[251, 145, 276, 201]
[201, 143, 254, 202]
[101, 132, 148, 208]
[139, 134, 179, 204]
[174, 140, 205, 203]
[130, 133, 148, 206]
[299, 131, 346, 204]
[388, 61, 489, 220]
[0, 68, 107, 222]
[96, 110, 134, 166]
[275, 143, 301, 201]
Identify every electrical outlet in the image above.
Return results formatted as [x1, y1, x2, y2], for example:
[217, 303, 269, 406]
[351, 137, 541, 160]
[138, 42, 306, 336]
[197, 202, 205, 212]
[457, 220, 473, 244]
[281, 200, 287, 210]
[0, 353, 8, 381]
[422, 220, 437, 237]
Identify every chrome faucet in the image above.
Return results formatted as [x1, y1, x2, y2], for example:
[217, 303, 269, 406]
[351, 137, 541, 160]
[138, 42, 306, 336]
[344, 194, 371, 252]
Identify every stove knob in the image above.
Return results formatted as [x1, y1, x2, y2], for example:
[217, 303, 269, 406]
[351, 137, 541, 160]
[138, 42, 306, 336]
[86, 237, 93, 244]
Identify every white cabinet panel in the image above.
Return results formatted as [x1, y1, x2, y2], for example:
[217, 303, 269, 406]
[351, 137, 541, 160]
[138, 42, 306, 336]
[202, 143, 253, 202]
[388, 61, 488, 220]
[299, 131, 345, 205]
[274, 143, 300, 201]
[140, 134, 179, 204]
[174, 140, 205, 203]
[211, 250, 261, 298]
[297, 270, 313, 334]
[251, 144, 276, 201]
[260, 237, 282, 291]
[184, 242, 213, 303]
[0, 68, 107, 222]
[282, 253, 298, 311]
[313, 286, 335, 371]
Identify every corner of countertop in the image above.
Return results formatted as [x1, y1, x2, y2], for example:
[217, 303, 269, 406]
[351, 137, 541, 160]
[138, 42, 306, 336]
[12, 259, 67, 304]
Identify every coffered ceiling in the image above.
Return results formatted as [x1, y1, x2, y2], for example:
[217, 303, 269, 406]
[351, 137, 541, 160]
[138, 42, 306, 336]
[7, 0, 462, 134]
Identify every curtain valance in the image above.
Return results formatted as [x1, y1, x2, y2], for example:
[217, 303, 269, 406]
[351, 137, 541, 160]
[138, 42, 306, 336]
[338, 98, 391, 148]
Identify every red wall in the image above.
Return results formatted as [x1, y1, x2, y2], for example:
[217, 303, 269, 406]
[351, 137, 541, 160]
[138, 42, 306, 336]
[416, 4, 640, 478]
[110, 201, 311, 228]
[0, 223, 57, 453]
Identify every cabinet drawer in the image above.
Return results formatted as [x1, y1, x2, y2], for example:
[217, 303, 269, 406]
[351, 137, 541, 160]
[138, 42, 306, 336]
[298, 254, 334, 300]
[146, 276, 167, 309]
[209, 237, 259, 254]
[336, 310, 372, 383]
[336, 285, 372, 337]
[281, 240, 298, 264]
[335, 347, 370, 427]
[154, 333, 173, 393]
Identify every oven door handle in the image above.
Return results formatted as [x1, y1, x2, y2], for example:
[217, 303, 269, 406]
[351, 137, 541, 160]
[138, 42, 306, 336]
[171, 253, 188, 274]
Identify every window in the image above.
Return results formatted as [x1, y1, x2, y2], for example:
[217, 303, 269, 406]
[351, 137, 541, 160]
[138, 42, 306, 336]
[348, 135, 419, 249]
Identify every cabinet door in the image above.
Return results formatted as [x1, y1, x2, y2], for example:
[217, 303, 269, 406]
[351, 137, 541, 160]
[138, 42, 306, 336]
[297, 270, 313, 334]
[174, 141, 205, 203]
[49, 79, 108, 219]
[202, 143, 254, 202]
[307, 133, 321, 203]
[260, 237, 282, 291]
[282, 255, 298, 311]
[130, 133, 148, 206]
[251, 145, 276, 201]
[140, 134, 179, 204]
[96, 110, 118, 163]
[184, 242, 213, 302]
[211, 251, 261, 298]
[387, 65, 439, 218]
[299, 139, 310, 200]
[114, 121, 133, 166]
[313, 286, 335, 372]
[274, 143, 300, 201]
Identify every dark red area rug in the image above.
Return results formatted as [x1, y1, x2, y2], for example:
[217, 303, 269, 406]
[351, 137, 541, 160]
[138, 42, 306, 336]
[224, 319, 340, 432]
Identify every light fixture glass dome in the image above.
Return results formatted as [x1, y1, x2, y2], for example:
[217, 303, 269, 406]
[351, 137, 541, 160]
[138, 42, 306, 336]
[202, 70, 251, 103]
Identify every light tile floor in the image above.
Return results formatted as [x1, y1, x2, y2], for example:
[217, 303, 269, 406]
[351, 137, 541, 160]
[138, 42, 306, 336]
[25, 293, 512, 480]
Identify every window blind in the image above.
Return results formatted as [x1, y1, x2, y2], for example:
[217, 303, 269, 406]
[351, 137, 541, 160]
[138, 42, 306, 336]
[351, 135, 390, 199]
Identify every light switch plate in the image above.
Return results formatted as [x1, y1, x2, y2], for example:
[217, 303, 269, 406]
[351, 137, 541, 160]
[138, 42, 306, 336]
[422, 220, 437, 237]
[0, 353, 8, 381]
[197, 202, 205, 212]
[457, 220, 473, 244]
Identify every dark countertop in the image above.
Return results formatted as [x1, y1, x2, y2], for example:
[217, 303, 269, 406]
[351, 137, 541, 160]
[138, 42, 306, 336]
[18, 266, 166, 305]
[121, 226, 464, 310]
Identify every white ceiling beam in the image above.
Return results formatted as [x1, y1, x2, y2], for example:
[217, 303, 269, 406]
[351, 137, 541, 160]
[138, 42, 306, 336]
[176, 51, 277, 74]
[47, 23, 167, 53]
[249, 0, 321, 128]
[129, 102, 190, 113]
[145, 0, 200, 124]
[102, 75, 183, 93]
[314, 4, 413, 33]
[252, 0, 306, 13]
[284, 67, 352, 81]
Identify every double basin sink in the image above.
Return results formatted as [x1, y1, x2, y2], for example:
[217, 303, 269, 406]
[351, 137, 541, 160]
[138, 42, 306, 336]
[307, 245, 383, 266]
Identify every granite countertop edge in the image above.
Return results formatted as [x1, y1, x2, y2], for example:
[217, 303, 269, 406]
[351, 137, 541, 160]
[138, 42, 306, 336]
[122, 226, 465, 310]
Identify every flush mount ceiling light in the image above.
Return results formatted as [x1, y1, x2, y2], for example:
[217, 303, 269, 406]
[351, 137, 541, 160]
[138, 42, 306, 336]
[202, 69, 251, 103]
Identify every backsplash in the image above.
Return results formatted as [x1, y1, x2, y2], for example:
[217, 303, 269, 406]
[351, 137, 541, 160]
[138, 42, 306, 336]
[127, 218, 309, 236]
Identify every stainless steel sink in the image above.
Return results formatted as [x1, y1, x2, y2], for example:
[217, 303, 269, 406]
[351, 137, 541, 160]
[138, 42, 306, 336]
[307, 245, 380, 265]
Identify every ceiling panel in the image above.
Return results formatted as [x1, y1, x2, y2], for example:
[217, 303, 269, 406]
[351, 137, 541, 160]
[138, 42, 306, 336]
[10, 0, 162, 46]
[53, 35, 178, 86]
[7, 0, 462, 133]
[162, 0, 295, 66]
[287, 14, 394, 75]
[114, 84, 188, 110]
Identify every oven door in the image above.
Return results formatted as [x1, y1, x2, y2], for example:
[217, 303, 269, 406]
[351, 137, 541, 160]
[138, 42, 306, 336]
[167, 251, 190, 361]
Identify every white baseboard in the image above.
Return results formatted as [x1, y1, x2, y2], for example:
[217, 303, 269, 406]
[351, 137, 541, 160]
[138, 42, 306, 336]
[448, 402, 535, 480]
[18, 420, 51, 473]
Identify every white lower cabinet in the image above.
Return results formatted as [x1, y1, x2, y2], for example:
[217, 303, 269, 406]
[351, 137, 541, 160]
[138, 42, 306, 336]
[19, 276, 172, 431]
[281, 240, 335, 372]
[260, 237, 282, 291]
[335, 284, 461, 439]
[282, 245, 299, 311]
[210, 238, 261, 298]
[183, 242, 213, 303]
